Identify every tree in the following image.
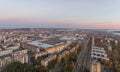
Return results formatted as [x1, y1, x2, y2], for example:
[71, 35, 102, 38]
[34, 66, 49, 72]
[57, 57, 61, 64]
[2, 62, 34, 72]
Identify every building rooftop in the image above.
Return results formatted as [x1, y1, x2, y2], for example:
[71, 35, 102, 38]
[41, 36, 66, 45]
[28, 41, 53, 49]
[27, 40, 65, 49]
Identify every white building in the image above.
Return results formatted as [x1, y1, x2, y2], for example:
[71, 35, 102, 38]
[0, 49, 13, 56]
[91, 46, 109, 61]
[7, 43, 20, 51]
[0, 56, 12, 68]
[12, 49, 28, 63]
[107, 45, 112, 51]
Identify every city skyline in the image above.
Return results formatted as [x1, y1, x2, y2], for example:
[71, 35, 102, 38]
[0, 0, 120, 29]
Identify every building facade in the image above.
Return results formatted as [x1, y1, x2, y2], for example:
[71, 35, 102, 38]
[90, 61, 101, 72]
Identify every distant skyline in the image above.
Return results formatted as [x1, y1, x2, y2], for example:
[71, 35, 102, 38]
[0, 0, 120, 29]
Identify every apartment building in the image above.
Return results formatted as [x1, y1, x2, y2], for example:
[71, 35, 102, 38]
[59, 51, 69, 58]
[41, 54, 57, 66]
[0, 49, 28, 68]
[12, 49, 28, 63]
[0, 56, 12, 68]
[45, 44, 65, 54]
[34, 51, 47, 59]
[91, 47, 109, 61]
[90, 61, 101, 72]
[0, 49, 13, 56]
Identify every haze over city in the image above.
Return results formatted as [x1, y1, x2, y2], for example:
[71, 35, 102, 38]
[0, 0, 120, 72]
[0, 0, 120, 29]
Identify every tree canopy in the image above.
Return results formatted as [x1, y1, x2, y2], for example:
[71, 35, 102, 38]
[2, 62, 34, 72]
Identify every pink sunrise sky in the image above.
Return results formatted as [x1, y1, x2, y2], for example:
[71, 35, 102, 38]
[0, 0, 120, 29]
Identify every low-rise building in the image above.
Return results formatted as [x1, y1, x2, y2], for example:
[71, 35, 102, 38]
[0, 49, 29, 68]
[34, 51, 47, 59]
[59, 51, 69, 58]
[27, 41, 65, 54]
[41, 54, 57, 66]
[12, 49, 28, 63]
[7, 43, 20, 51]
[0, 49, 13, 56]
[45, 43, 65, 54]
[0, 56, 12, 68]
[13, 53, 28, 64]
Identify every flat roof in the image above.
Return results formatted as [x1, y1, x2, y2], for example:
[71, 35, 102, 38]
[41, 36, 66, 45]
[27, 41, 53, 49]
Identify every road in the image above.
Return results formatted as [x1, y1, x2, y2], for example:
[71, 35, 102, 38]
[73, 37, 92, 72]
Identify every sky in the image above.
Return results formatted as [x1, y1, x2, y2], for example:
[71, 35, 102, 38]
[0, 0, 120, 29]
